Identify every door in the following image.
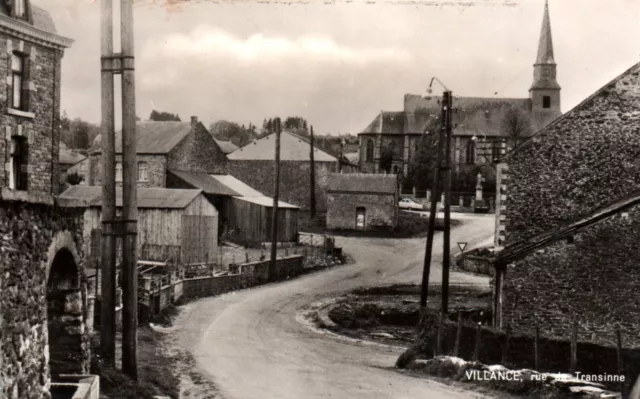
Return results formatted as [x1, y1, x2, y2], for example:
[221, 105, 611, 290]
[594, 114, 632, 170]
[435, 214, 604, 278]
[355, 207, 366, 229]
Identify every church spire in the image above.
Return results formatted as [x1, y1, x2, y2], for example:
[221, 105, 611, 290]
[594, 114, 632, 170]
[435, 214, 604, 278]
[535, 0, 555, 65]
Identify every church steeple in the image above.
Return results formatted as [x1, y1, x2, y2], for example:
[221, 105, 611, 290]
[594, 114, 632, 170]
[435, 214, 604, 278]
[530, 0, 561, 131]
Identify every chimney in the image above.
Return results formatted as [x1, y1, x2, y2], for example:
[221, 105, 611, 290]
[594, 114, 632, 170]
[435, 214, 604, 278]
[191, 116, 198, 126]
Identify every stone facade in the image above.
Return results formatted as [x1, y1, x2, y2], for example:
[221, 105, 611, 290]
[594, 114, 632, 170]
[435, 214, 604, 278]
[89, 153, 166, 188]
[228, 159, 337, 212]
[0, 200, 89, 398]
[497, 61, 640, 246]
[167, 120, 228, 175]
[502, 204, 640, 348]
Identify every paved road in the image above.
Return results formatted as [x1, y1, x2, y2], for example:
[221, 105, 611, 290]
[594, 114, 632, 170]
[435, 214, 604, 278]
[173, 214, 495, 399]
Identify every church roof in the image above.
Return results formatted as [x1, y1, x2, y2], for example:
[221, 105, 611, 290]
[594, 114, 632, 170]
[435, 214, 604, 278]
[535, 0, 555, 65]
[359, 111, 405, 135]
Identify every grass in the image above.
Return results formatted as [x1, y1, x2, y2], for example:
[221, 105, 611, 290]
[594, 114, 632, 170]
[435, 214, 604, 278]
[299, 211, 462, 238]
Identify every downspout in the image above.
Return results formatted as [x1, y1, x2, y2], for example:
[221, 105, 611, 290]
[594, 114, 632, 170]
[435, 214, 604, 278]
[52, 50, 58, 196]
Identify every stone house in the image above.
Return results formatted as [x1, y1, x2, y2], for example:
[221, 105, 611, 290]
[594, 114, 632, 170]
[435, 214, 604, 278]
[88, 116, 228, 188]
[492, 192, 640, 349]
[0, 2, 97, 398]
[227, 130, 353, 212]
[326, 173, 398, 230]
[358, 1, 561, 180]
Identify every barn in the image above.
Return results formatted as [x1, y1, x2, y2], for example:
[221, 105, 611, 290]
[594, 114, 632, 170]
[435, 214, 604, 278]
[59, 186, 218, 265]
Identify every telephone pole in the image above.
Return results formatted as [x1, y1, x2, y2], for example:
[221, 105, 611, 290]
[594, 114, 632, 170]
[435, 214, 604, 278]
[269, 118, 282, 282]
[441, 91, 453, 316]
[309, 125, 317, 218]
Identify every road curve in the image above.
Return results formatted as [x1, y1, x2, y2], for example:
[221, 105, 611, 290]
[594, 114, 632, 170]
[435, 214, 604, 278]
[173, 214, 495, 399]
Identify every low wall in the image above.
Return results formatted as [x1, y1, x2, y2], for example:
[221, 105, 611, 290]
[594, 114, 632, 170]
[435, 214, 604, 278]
[456, 255, 494, 276]
[182, 255, 304, 300]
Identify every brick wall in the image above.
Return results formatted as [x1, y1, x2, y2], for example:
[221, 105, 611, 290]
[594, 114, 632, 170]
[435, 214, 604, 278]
[502, 204, 640, 348]
[0, 38, 63, 195]
[89, 154, 166, 188]
[167, 122, 228, 175]
[503, 62, 640, 245]
[0, 199, 90, 398]
[326, 193, 396, 230]
[229, 160, 337, 211]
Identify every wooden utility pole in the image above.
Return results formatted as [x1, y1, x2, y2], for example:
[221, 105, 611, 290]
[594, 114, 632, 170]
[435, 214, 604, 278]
[309, 125, 317, 218]
[269, 118, 282, 282]
[419, 91, 448, 309]
[120, 0, 138, 380]
[441, 91, 453, 316]
[99, 0, 116, 367]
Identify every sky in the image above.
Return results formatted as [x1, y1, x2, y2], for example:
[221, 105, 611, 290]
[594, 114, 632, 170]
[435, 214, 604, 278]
[36, 0, 640, 135]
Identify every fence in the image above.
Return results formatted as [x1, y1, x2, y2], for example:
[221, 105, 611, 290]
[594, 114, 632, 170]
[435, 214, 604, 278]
[421, 311, 639, 395]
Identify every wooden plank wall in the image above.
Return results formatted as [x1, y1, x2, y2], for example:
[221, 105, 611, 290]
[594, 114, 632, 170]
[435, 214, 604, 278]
[225, 198, 298, 245]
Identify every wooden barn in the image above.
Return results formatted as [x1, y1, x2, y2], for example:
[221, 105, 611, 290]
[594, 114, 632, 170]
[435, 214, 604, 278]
[59, 186, 218, 265]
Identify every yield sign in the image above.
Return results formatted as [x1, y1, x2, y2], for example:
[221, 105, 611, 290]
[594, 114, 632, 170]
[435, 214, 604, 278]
[457, 242, 468, 253]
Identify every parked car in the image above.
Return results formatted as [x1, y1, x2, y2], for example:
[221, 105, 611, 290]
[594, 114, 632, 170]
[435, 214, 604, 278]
[399, 198, 423, 210]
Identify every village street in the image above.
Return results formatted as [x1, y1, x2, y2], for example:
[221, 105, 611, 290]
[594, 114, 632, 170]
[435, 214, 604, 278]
[171, 214, 494, 399]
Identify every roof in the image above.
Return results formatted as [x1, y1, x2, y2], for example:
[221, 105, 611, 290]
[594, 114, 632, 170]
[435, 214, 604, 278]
[58, 186, 203, 209]
[92, 122, 193, 154]
[59, 148, 86, 165]
[344, 152, 359, 164]
[493, 190, 640, 268]
[214, 139, 239, 155]
[327, 173, 398, 194]
[208, 174, 299, 209]
[228, 131, 338, 162]
[209, 174, 264, 197]
[359, 111, 405, 135]
[168, 170, 240, 196]
[535, 1, 555, 65]
[32, 5, 57, 33]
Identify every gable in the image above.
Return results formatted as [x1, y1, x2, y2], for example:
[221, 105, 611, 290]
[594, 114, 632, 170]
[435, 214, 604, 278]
[167, 122, 228, 174]
[504, 61, 640, 243]
[228, 131, 337, 162]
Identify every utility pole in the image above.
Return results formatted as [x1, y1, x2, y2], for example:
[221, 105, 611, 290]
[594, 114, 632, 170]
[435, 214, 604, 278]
[441, 91, 453, 316]
[99, 0, 116, 367]
[120, 0, 138, 380]
[339, 138, 345, 173]
[309, 125, 317, 218]
[269, 118, 282, 282]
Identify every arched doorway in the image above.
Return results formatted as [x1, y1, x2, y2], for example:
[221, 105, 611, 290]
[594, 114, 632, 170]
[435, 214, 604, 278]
[47, 248, 84, 377]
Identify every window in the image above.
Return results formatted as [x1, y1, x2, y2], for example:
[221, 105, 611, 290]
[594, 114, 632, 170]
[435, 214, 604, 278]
[11, 52, 27, 110]
[14, 0, 25, 18]
[543, 95, 551, 109]
[115, 162, 123, 182]
[137, 161, 148, 182]
[365, 139, 374, 162]
[9, 136, 28, 191]
[465, 141, 476, 165]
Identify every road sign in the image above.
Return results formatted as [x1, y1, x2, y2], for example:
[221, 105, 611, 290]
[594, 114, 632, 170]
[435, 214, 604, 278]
[457, 242, 468, 253]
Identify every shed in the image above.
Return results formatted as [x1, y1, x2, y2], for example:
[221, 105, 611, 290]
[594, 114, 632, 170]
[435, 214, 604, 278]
[326, 173, 399, 230]
[59, 186, 218, 265]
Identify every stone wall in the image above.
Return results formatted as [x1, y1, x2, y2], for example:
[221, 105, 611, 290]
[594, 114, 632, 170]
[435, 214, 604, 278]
[88, 154, 166, 188]
[502, 203, 640, 348]
[0, 199, 90, 398]
[229, 160, 337, 211]
[326, 193, 396, 230]
[0, 39, 63, 195]
[167, 122, 228, 175]
[503, 62, 640, 245]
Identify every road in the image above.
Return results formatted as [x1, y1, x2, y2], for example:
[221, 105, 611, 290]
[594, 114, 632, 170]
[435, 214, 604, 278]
[172, 214, 495, 399]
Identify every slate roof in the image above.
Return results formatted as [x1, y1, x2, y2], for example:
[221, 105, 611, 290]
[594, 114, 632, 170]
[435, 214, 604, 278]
[228, 131, 338, 162]
[235, 196, 300, 209]
[209, 174, 299, 209]
[59, 186, 203, 209]
[214, 139, 239, 155]
[344, 152, 359, 164]
[59, 148, 86, 165]
[168, 170, 240, 196]
[493, 190, 640, 267]
[92, 122, 193, 154]
[327, 173, 398, 195]
[359, 111, 405, 135]
[32, 5, 57, 33]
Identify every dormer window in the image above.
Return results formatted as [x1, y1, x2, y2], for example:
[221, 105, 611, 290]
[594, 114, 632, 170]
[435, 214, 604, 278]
[14, 0, 25, 18]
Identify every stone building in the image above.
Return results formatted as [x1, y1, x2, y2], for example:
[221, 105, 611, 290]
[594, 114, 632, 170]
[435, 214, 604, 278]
[358, 0, 561, 178]
[89, 116, 228, 187]
[0, 2, 95, 398]
[228, 131, 355, 212]
[326, 173, 398, 230]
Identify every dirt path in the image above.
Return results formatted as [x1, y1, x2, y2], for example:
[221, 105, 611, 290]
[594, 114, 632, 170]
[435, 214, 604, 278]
[170, 214, 495, 399]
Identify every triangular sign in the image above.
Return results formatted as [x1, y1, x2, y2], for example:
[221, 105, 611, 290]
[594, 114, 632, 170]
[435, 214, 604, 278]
[457, 242, 468, 253]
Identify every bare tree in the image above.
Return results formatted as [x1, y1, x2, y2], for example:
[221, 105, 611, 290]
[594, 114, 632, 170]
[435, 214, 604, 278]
[502, 107, 532, 147]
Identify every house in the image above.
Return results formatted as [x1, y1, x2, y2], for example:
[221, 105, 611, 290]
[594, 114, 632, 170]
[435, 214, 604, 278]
[59, 144, 87, 189]
[495, 60, 640, 247]
[228, 130, 354, 212]
[168, 171, 299, 245]
[88, 115, 228, 187]
[491, 191, 640, 349]
[358, 1, 561, 179]
[326, 173, 399, 230]
[59, 186, 219, 266]
[0, 1, 97, 397]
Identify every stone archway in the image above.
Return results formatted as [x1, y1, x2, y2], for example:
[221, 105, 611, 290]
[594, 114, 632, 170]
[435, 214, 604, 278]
[45, 232, 87, 377]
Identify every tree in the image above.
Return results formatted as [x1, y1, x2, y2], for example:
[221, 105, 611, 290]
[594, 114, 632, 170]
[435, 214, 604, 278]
[209, 120, 258, 147]
[502, 107, 532, 147]
[378, 146, 394, 174]
[66, 171, 83, 185]
[149, 110, 181, 121]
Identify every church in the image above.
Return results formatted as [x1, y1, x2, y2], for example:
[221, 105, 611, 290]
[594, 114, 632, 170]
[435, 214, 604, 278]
[357, 1, 562, 180]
